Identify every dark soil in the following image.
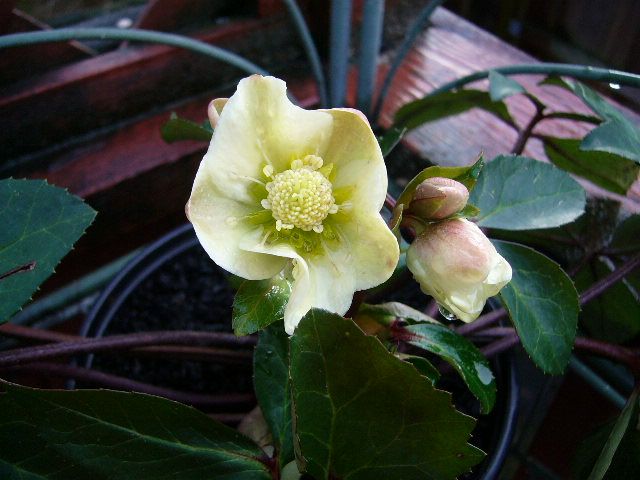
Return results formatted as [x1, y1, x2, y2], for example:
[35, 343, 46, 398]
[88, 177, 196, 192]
[90, 245, 253, 397]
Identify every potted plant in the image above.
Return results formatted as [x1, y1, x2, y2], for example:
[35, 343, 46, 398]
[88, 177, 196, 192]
[0, 2, 639, 479]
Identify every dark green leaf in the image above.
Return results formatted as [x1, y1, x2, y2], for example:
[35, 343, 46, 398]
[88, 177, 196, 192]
[290, 310, 484, 480]
[232, 275, 292, 336]
[488, 71, 525, 101]
[404, 323, 497, 414]
[575, 258, 640, 343]
[494, 241, 579, 374]
[0, 179, 96, 323]
[469, 155, 585, 230]
[541, 77, 640, 163]
[161, 112, 213, 143]
[0, 383, 270, 479]
[398, 354, 441, 384]
[394, 89, 513, 130]
[391, 156, 484, 232]
[582, 118, 640, 164]
[585, 389, 639, 480]
[254, 322, 294, 468]
[360, 301, 439, 325]
[543, 137, 640, 195]
[573, 391, 640, 480]
[378, 126, 407, 157]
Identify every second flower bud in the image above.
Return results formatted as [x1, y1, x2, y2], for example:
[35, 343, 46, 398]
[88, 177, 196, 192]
[408, 177, 469, 221]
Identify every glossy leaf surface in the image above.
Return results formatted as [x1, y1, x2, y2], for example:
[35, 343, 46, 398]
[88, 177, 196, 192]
[543, 137, 640, 195]
[254, 322, 294, 468]
[470, 155, 585, 230]
[394, 89, 513, 130]
[0, 384, 270, 479]
[290, 310, 483, 480]
[0, 179, 95, 323]
[403, 323, 496, 413]
[494, 241, 579, 374]
[232, 275, 292, 336]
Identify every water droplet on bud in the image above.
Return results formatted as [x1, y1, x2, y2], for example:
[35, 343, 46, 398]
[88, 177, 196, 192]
[437, 304, 457, 321]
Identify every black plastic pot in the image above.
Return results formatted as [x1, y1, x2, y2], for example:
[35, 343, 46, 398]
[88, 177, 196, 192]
[81, 223, 519, 480]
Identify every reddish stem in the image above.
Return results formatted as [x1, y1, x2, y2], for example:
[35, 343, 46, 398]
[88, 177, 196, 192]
[0, 330, 256, 367]
[1, 361, 255, 408]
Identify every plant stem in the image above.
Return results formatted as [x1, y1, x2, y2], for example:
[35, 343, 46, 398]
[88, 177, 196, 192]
[511, 103, 545, 154]
[1, 362, 255, 408]
[456, 308, 507, 335]
[0, 323, 252, 364]
[474, 327, 640, 372]
[0, 330, 255, 367]
[0, 28, 268, 76]
[480, 334, 520, 358]
[428, 64, 640, 97]
[579, 252, 640, 305]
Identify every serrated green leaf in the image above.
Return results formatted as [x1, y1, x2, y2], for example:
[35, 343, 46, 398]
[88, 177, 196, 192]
[541, 77, 640, 163]
[290, 310, 484, 480]
[575, 258, 640, 343]
[394, 89, 513, 130]
[488, 71, 526, 101]
[543, 137, 640, 195]
[378, 126, 407, 157]
[0, 383, 270, 479]
[403, 323, 497, 414]
[397, 354, 441, 384]
[582, 118, 640, 164]
[161, 112, 213, 143]
[0, 179, 96, 323]
[254, 322, 294, 469]
[494, 241, 579, 374]
[232, 275, 292, 336]
[469, 155, 585, 230]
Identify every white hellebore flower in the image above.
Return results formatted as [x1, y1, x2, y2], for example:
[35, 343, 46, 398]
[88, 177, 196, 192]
[187, 75, 399, 334]
[406, 218, 511, 322]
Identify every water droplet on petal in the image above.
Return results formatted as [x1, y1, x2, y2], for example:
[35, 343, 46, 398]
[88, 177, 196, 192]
[437, 304, 457, 321]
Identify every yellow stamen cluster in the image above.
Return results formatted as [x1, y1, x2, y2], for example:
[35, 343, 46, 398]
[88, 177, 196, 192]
[262, 156, 338, 233]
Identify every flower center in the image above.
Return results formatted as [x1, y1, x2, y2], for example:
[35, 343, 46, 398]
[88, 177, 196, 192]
[263, 156, 337, 233]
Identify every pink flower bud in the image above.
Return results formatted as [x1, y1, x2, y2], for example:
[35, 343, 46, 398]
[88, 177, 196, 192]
[406, 218, 511, 322]
[409, 177, 469, 220]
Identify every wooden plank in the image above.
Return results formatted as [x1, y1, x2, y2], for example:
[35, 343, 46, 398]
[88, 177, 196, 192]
[134, 0, 227, 32]
[0, 16, 298, 161]
[376, 7, 640, 211]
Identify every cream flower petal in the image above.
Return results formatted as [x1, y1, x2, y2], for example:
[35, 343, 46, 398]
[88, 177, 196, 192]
[240, 237, 355, 334]
[339, 212, 399, 290]
[320, 108, 388, 213]
[200, 76, 333, 204]
[187, 180, 287, 280]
